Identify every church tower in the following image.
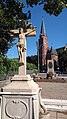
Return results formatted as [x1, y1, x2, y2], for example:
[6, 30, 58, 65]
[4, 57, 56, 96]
[38, 19, 48, 72]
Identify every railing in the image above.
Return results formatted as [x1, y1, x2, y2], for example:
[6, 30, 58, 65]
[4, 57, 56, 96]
[42, 99, 67, 112]
[42, 99, 67, 119]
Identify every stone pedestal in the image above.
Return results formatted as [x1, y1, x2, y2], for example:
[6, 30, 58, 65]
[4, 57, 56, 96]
[47, 60, 54, 74]
[1, 75, 39, 119]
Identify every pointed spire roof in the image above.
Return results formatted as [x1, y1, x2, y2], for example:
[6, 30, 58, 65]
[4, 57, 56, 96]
[40, 19, 46, 35]
[51, 46, 58, 56]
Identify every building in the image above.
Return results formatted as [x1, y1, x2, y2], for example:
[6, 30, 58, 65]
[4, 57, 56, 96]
[46, 47, 58, 72]
[38, 20, 58, 73]
[38, 19, 48, 72]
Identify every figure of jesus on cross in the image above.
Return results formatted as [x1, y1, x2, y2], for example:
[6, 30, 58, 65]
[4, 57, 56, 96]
[10, 25, 36, 75]
[16, 28, 26, 65]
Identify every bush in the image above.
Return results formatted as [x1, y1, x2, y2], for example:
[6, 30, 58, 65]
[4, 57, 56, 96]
[27, 62, 37, 70]
[0, 56, 38, 80]
[0, 56, 18, 80]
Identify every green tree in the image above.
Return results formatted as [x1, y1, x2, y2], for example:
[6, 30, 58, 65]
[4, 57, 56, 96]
[0, 55, 38, 80]
[1, 0, 67, 55]
[58, 48, 67, 73]
[27, 55, 38, 66]
[6, 58, 19, 75]
[26, 0, 67, 16]
[0, 56, 19, 80]
[27, 62, 37, 70]
[0, 0, 31, 55]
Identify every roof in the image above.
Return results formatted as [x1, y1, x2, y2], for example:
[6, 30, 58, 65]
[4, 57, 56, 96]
[51, 47, 58, 55]
[56, 45, 67, 52]
[40, 19, 46, 35]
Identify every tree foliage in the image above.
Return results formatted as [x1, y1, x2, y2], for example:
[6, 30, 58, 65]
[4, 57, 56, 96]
[0, 56, 18, 74]
[26, 0, 67, 16]
[0, 55, 19, 80]
[27, 62, 37, 70]
[0, 55, 37, 80]
[0, 0, 31, 55]
[57, 48, 67, 73]
[0, 0, 67, 55]
[27, 55, 38, 66]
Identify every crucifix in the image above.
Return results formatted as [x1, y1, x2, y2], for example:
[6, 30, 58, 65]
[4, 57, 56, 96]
[10, 27, 36, 75]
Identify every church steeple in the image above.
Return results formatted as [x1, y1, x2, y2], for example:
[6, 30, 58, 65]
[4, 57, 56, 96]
[40, 19, 46, 35]
[38, 19, 48, 72]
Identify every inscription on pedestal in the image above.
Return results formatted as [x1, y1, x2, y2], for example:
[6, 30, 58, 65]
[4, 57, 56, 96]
[1, 95, 32, 119]
[5, 100, 28, 119]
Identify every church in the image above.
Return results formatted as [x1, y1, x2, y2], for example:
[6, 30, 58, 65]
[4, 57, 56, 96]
[38, 19, 58, 73]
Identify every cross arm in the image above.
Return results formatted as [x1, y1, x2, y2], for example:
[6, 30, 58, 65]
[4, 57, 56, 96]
[25, 28, 36, 37]
[10, 28, 36, 38]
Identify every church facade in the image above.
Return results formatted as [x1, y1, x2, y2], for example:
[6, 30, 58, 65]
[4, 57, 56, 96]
[38, 20, 58, 73]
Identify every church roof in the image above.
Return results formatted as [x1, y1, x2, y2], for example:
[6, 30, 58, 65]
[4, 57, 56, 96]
[51, 47, 58, 55]
[40, 19, 46, 35]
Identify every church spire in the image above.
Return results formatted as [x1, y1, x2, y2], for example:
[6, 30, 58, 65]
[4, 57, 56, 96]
[38, 19, 48, 72]
[40, 19, 46, 35]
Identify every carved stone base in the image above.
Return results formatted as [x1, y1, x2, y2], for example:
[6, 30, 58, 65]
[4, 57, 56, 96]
[1, 75, 39, 92]
[1, 74, 39, 119]
[1, 95, 32, 119]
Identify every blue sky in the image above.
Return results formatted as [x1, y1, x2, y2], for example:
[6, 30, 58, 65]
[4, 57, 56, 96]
[7, 5, 67, 58]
